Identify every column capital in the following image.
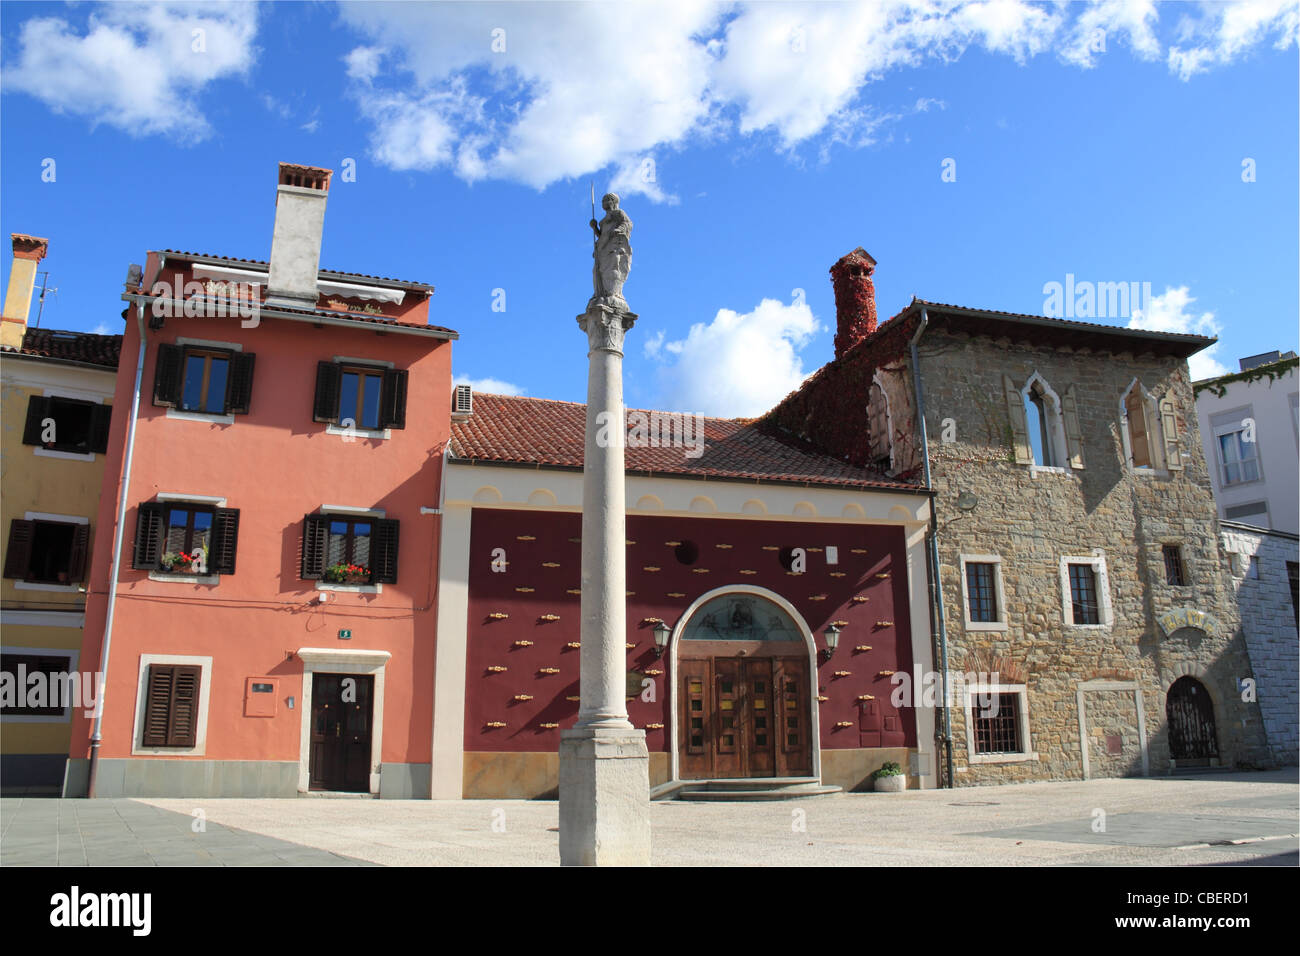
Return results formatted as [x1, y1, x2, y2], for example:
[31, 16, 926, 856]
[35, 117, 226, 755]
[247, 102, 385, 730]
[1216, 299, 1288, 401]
[577, 303, 638, 356]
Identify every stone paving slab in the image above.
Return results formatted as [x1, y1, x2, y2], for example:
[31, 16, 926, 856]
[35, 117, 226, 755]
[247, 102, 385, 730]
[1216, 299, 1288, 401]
[0, 797, 372, 867]
[967, 812, 1299, 848]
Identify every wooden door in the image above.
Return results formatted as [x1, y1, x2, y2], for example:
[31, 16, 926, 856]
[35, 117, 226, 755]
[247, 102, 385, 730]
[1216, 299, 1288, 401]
[775, 657, 812, 776]
[743, 659, 776, 776]
[678, 659, 711, 780]
[309, 674, 374, 792]
[1167, 676, 1218, 763]
[713, 658, 743, 777]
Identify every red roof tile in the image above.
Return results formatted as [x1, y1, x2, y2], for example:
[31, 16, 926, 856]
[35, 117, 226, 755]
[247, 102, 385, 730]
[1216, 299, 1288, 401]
[160, 250, 433, 290]
[1, 327, 122, 370]
[451, 393, 923, 491]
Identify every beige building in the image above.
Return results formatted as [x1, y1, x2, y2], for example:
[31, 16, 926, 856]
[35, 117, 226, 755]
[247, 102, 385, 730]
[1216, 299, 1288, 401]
[766, 251, 1274, 784]
[1, 234, 121, 792]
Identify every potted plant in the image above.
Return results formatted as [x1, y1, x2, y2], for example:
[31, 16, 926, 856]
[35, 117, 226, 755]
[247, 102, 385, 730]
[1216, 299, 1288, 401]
[160, 550, 196, 574]
[323, 563, 371, 585]
[871, 761, 906, 792]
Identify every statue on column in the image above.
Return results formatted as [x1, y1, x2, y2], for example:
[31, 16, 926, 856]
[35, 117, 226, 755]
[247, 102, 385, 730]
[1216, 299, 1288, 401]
[589, 192, 633, 310]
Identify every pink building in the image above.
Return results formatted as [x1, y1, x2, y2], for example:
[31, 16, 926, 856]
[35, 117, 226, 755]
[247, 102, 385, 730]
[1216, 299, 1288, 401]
[65, 164, 457, 798]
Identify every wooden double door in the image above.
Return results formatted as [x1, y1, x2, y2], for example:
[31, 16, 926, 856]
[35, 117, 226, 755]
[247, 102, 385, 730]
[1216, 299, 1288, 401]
[309, 673, 374, 792]
[679, 648, 811, 779]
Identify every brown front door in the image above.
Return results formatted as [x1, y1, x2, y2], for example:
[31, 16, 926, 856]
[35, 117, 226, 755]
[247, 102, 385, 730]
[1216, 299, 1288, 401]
[679, 652, 810, 780]
[309, 673, 374, 792]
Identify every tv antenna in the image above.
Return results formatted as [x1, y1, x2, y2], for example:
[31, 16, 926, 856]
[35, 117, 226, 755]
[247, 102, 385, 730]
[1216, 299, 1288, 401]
[33, 271, 58, 328]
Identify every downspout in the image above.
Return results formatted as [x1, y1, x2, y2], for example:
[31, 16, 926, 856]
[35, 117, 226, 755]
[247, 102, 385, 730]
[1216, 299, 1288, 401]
[909, 306, 953, 788]
[87, 301, 147, 798]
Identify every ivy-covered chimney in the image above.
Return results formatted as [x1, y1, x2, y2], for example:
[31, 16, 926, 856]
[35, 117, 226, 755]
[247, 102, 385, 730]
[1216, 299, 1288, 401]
[830, 247, 877, 359]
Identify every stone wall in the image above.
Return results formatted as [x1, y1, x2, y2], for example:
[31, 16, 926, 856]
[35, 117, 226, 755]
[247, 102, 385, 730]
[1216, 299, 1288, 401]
[915, 328, 1273, 784]
[1220, 525, 1299, 765]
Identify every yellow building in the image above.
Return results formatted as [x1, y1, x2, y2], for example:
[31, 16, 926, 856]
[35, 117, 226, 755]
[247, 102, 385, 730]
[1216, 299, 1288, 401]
[1, 234, 121, 792]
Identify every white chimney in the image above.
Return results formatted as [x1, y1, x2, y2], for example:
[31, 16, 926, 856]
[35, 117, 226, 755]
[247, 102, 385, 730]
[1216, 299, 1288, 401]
[266, 163, 332, 310]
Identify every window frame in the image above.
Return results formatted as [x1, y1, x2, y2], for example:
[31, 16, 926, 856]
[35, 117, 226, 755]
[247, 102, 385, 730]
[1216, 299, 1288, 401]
[153, 340, 254, 420]
[131, 654, 212, 755]
[4, 514, 90, 588]
[160, 504, 216, 574]
[1119, 379, 1169, 474]
[965, 682, 1033, 764]
[22, 394, 112, 458]
[1162, 544, 1189, 587]
[1059, 552, 1112, 628]
[959, 554, 1008, 632]
[1213, 419, 1262, 487]
[313, 358, 408, 436]
[300, 508, 399, 589]
[132, 496, 239, 578]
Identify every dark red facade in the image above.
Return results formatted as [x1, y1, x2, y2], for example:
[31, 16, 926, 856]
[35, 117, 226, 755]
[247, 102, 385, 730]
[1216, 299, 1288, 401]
[464, 508, 915, 754]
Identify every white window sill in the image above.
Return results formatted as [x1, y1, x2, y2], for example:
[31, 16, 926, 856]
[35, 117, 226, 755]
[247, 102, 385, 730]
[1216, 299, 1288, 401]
[325, 423, 391, 440]
[964, 621, 1009, 632]
[1067, 622, 1111, 630]
[1129, 467, 1171, 479]
[13, 581, 80, 593]
[166, 408, 235, 425]
[148, 572, 220, 585]
[33, 447, 96, 462]
[969, 752, 1038, 764]
[1029, 465, 1069, 477]
[316, 581, 383, 594]
[131, 746, 206, 757]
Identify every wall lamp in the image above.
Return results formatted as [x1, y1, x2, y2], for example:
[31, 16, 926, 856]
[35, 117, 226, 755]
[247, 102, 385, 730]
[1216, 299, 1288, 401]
[653, 622, 671, 657]
[822, 623, 842, 660]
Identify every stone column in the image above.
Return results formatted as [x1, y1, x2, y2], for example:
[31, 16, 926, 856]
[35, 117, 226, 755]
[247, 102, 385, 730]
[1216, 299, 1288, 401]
[558, 301, 651, 866]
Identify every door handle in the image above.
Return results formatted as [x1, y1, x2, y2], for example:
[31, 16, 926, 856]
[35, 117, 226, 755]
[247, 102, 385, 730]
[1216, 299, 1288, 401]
[336, 723, 341, 738]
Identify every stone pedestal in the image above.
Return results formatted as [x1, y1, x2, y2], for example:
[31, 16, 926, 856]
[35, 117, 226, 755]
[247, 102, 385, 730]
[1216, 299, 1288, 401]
[558, 300, 651, 866]
[558, 727, 651, 865]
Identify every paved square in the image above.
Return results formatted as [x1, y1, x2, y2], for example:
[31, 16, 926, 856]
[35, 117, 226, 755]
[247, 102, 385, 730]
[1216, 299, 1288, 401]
[2, 770, 1295, 866]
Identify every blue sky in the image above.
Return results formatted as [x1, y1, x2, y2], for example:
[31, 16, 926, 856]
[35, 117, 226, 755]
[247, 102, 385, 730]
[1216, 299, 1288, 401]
[2, 1, 1296, 417]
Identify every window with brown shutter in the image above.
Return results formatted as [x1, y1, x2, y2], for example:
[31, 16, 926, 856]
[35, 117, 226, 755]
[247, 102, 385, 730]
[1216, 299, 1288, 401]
[141, 664, 201, 748]
[154, 343, 255, 415]
[21, 395, 112, 454]
[301, 512, 399, 584]
[132, 501, 238, 575]
[3, 518, 89, 583]
[313, 360, 408, 430]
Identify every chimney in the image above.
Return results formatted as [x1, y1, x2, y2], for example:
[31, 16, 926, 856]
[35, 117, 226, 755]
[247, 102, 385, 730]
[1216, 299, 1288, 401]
[1, 234, 49, 348]
[829, 247, 878, 359]
[266, 162, 332, 310]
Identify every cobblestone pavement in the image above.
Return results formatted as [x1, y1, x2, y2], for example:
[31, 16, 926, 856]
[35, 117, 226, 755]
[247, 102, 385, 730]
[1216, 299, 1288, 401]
[3, 770, 1295, 866]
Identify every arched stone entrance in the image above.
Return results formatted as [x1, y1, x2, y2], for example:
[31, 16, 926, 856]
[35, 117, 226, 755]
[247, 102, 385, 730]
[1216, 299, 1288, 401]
[668, 586, 820, 782]
[1166, 675, 1219, 764]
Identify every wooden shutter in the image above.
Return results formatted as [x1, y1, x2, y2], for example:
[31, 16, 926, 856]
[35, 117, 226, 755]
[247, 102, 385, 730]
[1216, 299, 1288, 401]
[1003, 375, 1033, 464]
[1160, 398, 1183, 470]
[67, 523, 90, 582]
[142, 666, 174, 747]
[89, 403, 113, 454]
[301, 513, 330, 579]
[1061, 385, 1086, 469]
[226, 352, 256, 415]
[4, 520, 35, 579]
[132, 502, 168, 570]
[372, 518, 400, 584]
[22, 395, 52, 446]
[1125, 390, 1150, 468]
[313, 361, 342, 423]
[142, 664, 201, 748]
[153, 344, 184, 407]
[380, 368, 409, 429]
[210, 508, 240, 575]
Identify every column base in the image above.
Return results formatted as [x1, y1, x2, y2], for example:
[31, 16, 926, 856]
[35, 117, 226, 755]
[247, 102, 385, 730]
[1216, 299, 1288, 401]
[558, 727, 651, 866]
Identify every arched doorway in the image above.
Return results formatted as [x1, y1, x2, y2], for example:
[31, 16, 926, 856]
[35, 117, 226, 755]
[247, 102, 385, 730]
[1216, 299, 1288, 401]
[1166, 676, 1219, 764]
[669, 587, 819, 781]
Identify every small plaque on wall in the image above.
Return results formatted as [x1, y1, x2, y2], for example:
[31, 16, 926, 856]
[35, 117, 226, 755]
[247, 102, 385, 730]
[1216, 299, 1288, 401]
[244, 677, 279, 717]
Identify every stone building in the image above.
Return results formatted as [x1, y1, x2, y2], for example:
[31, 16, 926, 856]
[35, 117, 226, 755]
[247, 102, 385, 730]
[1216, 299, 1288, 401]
[766, 250, 1274, 784]
[1219, 521, 1298, 766]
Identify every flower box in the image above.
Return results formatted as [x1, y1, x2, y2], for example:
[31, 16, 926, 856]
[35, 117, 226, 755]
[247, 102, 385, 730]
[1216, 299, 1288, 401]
[323, 564, 372, 585]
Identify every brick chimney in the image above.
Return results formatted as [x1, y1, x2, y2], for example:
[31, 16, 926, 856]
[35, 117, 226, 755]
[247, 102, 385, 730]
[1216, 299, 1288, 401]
[830, 247, 878, 359]
[1, 234, 49, 349]
[266, 162, 332, 310]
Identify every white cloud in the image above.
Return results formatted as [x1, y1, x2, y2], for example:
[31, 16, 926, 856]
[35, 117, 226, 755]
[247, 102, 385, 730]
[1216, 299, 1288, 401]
[1060, 0, 1161, 68]
[1168, 0, 1298, 80]
[2, 2, 259, 142]
[454, 375, 524, 396]
[1128, 286, 1228, 379]
[649, 298, 821, 417]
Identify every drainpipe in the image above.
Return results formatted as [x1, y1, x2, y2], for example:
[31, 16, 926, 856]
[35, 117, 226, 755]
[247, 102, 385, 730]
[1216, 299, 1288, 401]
[909, 306, 953, 788]
[87, 301, 148, 798]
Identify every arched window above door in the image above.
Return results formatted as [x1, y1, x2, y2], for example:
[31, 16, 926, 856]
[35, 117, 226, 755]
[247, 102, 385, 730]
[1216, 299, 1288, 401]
[680, 593, 802, 642]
